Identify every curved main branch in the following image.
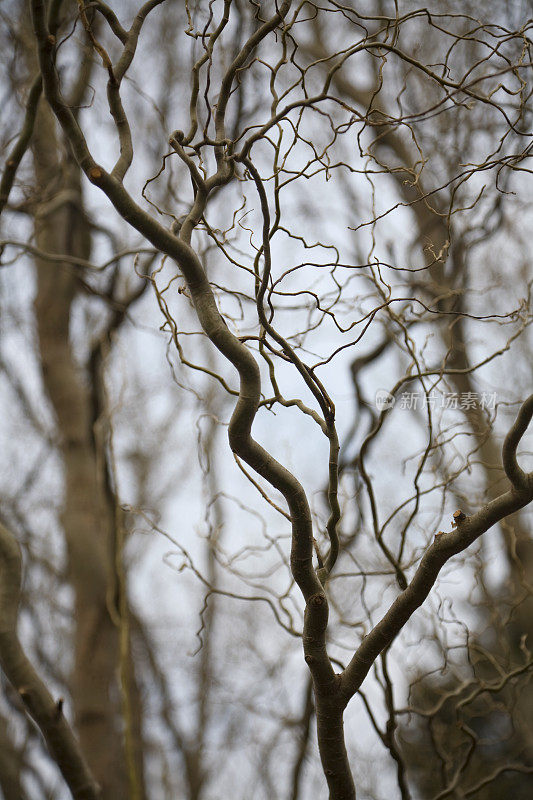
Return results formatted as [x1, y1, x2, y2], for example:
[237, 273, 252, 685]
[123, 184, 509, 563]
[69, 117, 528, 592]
[30, 0, 334, 683]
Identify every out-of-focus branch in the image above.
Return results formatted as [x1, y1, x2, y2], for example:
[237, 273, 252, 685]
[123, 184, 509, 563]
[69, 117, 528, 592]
[0, 522, 101, 800]
[288, 675, 314, 800]
[0, 0, 67, 219]
[0, 76, 41, 217]
[0, 709, 24, 800]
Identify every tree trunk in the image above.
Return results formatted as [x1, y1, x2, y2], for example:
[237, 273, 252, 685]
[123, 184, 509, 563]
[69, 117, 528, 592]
[31, 101, 127, 799]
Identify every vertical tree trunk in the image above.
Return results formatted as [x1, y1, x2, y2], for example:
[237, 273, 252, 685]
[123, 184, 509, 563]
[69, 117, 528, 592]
[31, 101, 127, 798]
[315, 692, 356, 800]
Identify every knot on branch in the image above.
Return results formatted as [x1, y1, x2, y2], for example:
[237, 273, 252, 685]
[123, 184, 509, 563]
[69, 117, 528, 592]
[88, 166, 103, 184]
[308, 592, 326, 608]
[452, 509, 467, 527]
[54, 697, 64, 721]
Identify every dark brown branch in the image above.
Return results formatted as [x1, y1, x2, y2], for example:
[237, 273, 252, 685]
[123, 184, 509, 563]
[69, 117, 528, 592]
[341, 394, 533, 700]
[502, 395, 533, 492]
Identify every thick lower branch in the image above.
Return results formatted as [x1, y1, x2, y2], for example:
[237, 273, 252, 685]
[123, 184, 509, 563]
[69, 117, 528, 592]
[0, 523, 101, 800]
[342, 460, 533, 698]
[316, 694, 356, 800]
